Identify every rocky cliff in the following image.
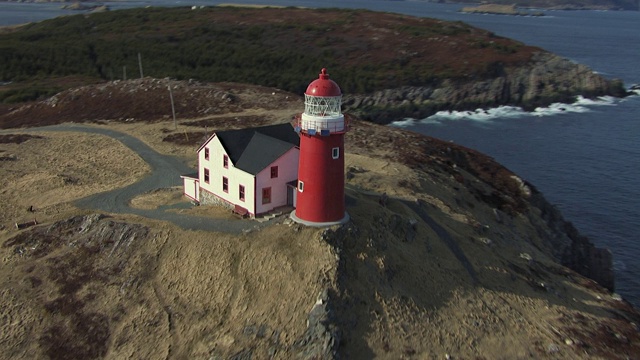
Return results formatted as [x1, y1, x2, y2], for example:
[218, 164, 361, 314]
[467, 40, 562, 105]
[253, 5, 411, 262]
[528, 186, 615, 292]
[417, 134, 617, 293]
[344, 52, 628, 124]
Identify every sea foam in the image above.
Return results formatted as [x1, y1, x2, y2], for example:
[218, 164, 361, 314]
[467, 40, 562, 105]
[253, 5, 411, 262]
[392, 95, 618, 127]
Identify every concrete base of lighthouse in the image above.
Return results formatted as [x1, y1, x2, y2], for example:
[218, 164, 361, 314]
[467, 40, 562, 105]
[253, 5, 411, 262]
[289, 210, 350, 227]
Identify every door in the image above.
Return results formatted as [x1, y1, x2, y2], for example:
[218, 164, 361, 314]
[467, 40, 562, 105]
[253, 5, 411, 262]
[287, 185, 294, 206]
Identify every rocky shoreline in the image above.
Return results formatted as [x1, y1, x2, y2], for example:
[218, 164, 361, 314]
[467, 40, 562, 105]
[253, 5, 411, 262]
[344, 52, 629, 125]
[60, 3, 109, 12]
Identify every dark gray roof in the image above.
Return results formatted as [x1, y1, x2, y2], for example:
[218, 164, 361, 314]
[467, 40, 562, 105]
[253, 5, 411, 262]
[181, 172, 198, 179]
[215, 123, 299, 175]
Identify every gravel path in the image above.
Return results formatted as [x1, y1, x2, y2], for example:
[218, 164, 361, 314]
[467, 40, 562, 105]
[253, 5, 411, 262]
[6, 124, 261, 234]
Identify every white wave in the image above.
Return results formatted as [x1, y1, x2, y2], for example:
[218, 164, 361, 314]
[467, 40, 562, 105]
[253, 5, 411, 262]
[533, 96, 618, 116]
[391, 95, 620, 127]
[392, 118, 420, 127]
[575, 95, 616, 106]
[613, 259, 627, 271]
[392, 106, 527, 127]
[532, 102, 589, 116]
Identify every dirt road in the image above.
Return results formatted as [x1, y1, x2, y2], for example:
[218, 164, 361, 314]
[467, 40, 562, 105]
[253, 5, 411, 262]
[4, 124, 259, 233]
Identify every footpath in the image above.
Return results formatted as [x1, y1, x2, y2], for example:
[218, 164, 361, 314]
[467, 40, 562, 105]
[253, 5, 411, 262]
[4, 124, 261, 234]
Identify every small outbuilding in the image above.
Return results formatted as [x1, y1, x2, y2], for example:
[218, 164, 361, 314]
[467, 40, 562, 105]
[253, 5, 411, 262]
[182, 123, 300, 217]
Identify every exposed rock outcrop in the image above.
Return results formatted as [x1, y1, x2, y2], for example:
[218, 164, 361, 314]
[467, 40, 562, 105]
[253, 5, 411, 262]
[389, 129, 617, 292]
[344, 52, 628, 124]
[293, 288, 340, 360]
[527, 185, 615, 291]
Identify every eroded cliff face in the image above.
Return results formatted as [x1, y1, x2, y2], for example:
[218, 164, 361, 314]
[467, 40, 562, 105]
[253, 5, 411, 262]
[527, 187, 615, 292]
[345, 119, 618, 298]
[414, 134, 617, 293]
[344, 52, 628, 124]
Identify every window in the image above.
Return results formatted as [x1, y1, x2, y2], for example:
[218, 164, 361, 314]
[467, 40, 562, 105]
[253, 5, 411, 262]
[204, 147, 209, 160]
[332, 147, 340, 159]
[239, 185, 245, 201]
[270, 166, 278, 179]
[222, 176, 228, 193]
[298, 181, 304, 192]
[204, 168, 210, 183]
[223, 154, 229, 168]
[262, 187, 271, 204]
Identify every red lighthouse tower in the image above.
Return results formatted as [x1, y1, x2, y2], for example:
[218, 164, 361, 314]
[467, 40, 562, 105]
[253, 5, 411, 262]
[291, 68, 350, 226]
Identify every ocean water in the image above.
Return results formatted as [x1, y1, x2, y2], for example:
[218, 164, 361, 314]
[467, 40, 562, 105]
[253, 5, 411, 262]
[1, 0, 639, 306]
[387, 5, 640, 307]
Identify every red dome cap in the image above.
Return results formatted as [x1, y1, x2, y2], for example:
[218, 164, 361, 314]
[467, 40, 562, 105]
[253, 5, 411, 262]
[305, 68, 341, 97]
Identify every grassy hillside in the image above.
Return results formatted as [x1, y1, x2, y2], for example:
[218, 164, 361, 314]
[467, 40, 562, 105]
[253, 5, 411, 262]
[1, 86, 638, 357]
[0, 6, 538, 103]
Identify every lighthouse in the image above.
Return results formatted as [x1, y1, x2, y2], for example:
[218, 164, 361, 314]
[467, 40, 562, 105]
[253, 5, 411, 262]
[291, 68, 350, 226]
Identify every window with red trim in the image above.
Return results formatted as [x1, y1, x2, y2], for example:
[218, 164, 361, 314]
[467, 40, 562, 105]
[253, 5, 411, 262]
[222, 176, 228, 193]
[204, 147, 209, 160]
[204, 168, 210, 183]
[223, 154, 229, 168]
[262, 187, 271, 204]
[270, 166, 278, 178]
[239, 185, 245, 201]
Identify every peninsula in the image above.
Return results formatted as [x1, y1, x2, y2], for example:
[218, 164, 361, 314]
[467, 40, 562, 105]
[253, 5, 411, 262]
[0, 7, 628, 124]
[1, 75, 638, 359]
[4, 0, 638, 10]
[1, 7, 638, 359]
[460, 4, 545, 16]
[444, 0, 638, 11]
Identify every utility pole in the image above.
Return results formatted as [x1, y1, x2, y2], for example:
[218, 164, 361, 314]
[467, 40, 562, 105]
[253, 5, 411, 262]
[168, 85, 177, 130]
[138, 52, 144, 78]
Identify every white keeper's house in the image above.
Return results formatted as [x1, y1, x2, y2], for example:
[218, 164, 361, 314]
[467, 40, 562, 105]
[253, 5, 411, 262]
[181, 123, 300, 217]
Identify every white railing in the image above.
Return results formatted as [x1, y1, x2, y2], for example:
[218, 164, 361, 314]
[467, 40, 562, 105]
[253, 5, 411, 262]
[296, 114, 349, 134]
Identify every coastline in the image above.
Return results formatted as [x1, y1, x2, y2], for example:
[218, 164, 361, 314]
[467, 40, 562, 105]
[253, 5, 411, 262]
[0, 79, 636, 356]
[460, 4, 545, 16]
[390, 93, 636, 126]
[2, 0, 639, 309]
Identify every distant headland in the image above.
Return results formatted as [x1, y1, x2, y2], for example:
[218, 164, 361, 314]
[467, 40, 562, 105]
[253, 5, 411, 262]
[446, 0, 638, 11]
[60, 2, 109, 12]
[4, 0, 640, 10]
[460, 4, 545, 16]
[0, 6, 629, 123]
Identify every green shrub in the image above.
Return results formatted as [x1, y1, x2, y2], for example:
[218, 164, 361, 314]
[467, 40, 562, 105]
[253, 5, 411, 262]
[0, 7, 534, 99]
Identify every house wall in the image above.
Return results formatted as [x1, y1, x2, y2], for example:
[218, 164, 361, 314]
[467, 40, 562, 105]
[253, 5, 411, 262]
[199, 136, 256, 215]
[255, 147, 300, 215]
[182, 176, 199, 202]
